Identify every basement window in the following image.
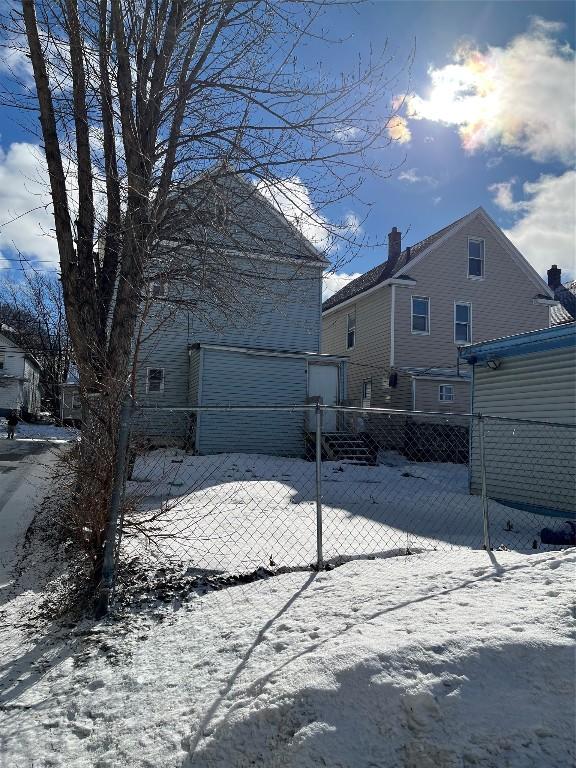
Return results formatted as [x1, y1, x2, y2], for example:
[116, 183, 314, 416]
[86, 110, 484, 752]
[439, 384, 454, 403]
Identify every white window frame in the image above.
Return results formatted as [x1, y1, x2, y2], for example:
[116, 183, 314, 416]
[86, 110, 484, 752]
[346, 309, 356, 350]
[467, 237, 485, 280]
[438, 384, 454, 403]
[411, 296, 430, 335]
[361, 379, 372, 408]
[146, 367, 165, 394]
[149, 279, 167, 298]
[454, 301, 472, 344]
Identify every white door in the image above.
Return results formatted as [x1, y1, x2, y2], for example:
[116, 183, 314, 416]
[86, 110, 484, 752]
[308, 363, 339, 432]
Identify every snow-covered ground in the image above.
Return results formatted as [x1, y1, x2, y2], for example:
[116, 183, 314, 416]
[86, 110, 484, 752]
[0, 420, 79, 442]
[122, 450, 559, 574]
[1, 549, 574, 767]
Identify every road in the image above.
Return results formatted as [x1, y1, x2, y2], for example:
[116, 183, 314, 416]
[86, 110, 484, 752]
[0, 438, 62, 587]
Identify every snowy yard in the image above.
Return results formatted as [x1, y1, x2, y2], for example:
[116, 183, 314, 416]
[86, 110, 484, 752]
[0, 420, 78, 443]
[122, 449, 559, 574]
[1, 549, 574, 767]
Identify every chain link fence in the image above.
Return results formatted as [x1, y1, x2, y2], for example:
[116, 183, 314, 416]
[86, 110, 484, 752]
[105, 404, 575, 606]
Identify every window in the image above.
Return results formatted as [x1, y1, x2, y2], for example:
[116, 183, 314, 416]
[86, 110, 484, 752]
[454, 302, 472, 343]
[146, 368, 165, 393]
[468, 238, 485, 278]
[0, 351, 4, 370]
[347, 310, 356, 349]
[71, 393, 81, 410]
[149, 280, 167, 298]
[439, 384, 454, 402]
[411, 296, 430, 334]
[362, 379, 372, 408]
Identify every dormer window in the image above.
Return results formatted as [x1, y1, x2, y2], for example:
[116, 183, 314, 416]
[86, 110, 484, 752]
[468, 238, 485, 278]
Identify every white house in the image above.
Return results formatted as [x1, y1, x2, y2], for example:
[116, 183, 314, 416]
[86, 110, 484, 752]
[0, 331, 42, 419]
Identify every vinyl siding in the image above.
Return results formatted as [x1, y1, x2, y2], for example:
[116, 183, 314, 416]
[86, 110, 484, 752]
[198, 348, 308, 455]
[470, 347, 576, 515]
[135, 257, 322, 410]
[414, 379, 470, 413]
[322, 287, 391, 406]
[393, 213, 550, 370]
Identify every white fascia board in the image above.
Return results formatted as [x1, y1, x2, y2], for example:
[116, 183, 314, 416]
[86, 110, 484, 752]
[533, 298, 559, 306]
[195, 343, 347, 361]
[321, 277, 415, 317]
[162, 240, 327, 268]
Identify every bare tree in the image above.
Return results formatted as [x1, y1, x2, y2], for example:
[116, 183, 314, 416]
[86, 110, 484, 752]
[1, 0, 409, 584]
[0, 270, 72, 415]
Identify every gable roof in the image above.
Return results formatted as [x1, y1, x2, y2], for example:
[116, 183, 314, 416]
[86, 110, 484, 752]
[164, 168, 327, 265]
[322, 210, 475, 312]
[322, 207, 552, 313]
[551, 280, 576, 325]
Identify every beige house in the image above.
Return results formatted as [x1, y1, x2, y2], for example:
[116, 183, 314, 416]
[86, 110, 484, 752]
[322, 207, 555, 413]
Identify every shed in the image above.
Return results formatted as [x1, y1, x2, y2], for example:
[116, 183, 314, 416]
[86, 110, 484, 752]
[460, 323, 576, 518]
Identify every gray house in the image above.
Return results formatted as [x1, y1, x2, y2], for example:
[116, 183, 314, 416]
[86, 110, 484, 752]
[126, 170, 347, 455]
[0, 331, 42, 419]
[461, 323, 576, 518]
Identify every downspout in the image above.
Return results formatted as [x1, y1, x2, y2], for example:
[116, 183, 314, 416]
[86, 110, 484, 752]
[195, 347, 205, 454]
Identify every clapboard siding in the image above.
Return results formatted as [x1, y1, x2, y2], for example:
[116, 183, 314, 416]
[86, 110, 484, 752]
[472, 348, 576, 422]
[198, 348, 308, 455]
[414, 379, 470, 413]
[136, 257, 322, 409]
[322, 288, 391, 406]
[394, 214, 549, 369]
[469, 346, 576, 515]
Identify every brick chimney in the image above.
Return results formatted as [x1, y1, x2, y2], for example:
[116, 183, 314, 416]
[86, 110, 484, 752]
[547, 264, 562, 290]
[388, 226, 401, 261]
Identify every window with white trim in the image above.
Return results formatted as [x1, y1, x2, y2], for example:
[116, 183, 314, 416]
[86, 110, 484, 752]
[454, 302, 472, 343]
[346, 310, 356, 349]
[439, 384, 454, 402]
[468, 238, 485, 278]
[149, 280, 167, 298]
[146, 367, 165, 393]
[361, 379, 372, 408]
[411, 296, 430, 334]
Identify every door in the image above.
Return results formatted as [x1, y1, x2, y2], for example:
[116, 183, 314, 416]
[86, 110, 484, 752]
[308, 363, 339, 432]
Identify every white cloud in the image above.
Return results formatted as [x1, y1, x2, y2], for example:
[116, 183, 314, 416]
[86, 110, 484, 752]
[432, 196, 442, 206]
[322, 271, 362, 301]
[492, 171, 576, 278]
[256, 177, 363, 253]
[398, 168, 439, 187]
[256, 176, 333, 252]
[0, 143, 60, 267]
[403, 18, 575, 164]
[386, 116, 411, 144]
[486, 156, 503, 169]
[488, 179, 529, 212]
[332, 125, 361, 142]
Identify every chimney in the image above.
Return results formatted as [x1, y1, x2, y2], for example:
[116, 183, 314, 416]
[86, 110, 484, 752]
[388, 226, 401, 261]
[547, 264, 562, 290]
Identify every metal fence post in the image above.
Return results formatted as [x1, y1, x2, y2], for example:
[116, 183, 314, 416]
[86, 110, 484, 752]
[95, 396, 134, 617]
[315, 401, 324, 570]
[478, 415, 492, 551]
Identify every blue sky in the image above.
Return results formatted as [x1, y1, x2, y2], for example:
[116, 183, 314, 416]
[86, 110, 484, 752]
[0, 1, 574, 293]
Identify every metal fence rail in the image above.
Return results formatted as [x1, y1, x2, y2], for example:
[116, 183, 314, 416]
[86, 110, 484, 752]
[104, 403, 575, 608]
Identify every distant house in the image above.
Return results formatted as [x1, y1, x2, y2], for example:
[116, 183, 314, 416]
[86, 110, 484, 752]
[547, 265, 576, 326]
[60, 369, 81, 426]
[322, 207, 556, 413]
[66, 170, 348, 455]
[460, 323, 576, 518]
[0, 332, 42, 419]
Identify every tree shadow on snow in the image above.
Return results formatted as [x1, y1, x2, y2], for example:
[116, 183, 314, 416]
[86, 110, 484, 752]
[183, 556, 574, 768]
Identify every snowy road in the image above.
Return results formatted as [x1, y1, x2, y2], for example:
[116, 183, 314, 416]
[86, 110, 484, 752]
[0, 438, 62, 586]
